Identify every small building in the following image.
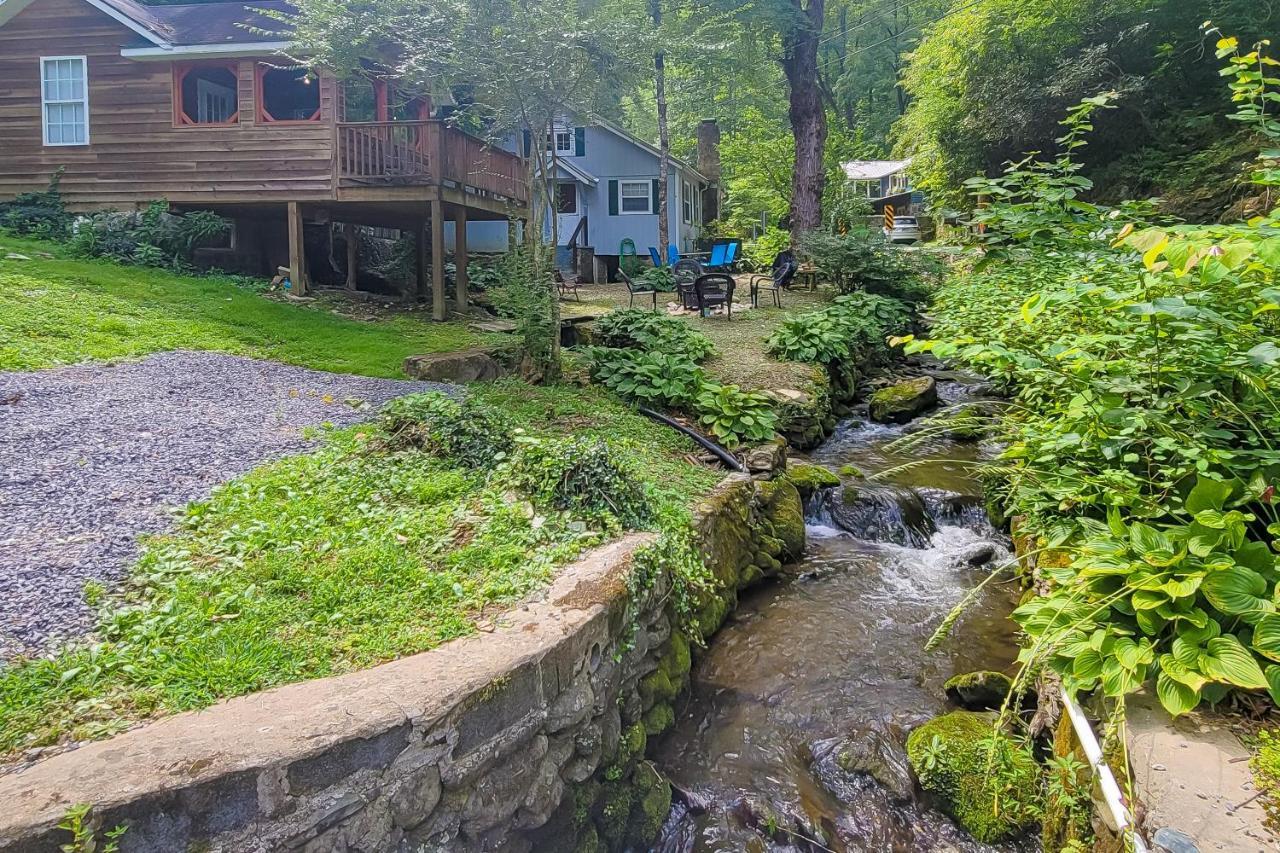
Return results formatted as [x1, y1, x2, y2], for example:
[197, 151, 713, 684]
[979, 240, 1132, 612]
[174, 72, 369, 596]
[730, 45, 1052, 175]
[0, 0, 529, 318]
[842, 158, 914, 201]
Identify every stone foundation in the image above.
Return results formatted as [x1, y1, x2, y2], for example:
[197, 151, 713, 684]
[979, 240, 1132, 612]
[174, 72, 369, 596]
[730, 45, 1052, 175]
[0, 469, 804, 853]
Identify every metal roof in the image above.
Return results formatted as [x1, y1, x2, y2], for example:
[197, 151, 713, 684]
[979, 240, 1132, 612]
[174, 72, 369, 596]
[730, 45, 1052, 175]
[842, 158, 913, 181]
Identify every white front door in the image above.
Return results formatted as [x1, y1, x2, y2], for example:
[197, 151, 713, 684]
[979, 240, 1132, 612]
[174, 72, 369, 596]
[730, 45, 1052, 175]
[555, 182, 583, 246]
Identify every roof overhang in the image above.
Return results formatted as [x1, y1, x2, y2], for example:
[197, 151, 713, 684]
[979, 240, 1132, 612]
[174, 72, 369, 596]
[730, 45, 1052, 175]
[120, 40, 294, 60]
[0, 0, 169, 44]
[588, 116, 708, 183]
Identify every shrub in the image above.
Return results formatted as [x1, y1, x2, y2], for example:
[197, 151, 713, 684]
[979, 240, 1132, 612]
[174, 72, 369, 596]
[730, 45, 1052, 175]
[695, 383, 779, 447]
[1254, 729, 1280, 832]
[585, 348, 705, 409]
[592, 309, 715, 362]
[379, 392, 514, 467]
[504, 436, 650, 527]
[743, 226, 791, 271]
[637, 265, 678, 292]
[0, 168, 70, 238]
[766, 313, 852, 364]
[68, 201, 230, 269]
[767, 292, 911, 366]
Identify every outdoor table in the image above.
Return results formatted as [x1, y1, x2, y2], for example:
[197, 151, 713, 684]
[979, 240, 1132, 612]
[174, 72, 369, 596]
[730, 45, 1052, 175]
[795, 264, 819, 291]
[676, 283, 699, 311]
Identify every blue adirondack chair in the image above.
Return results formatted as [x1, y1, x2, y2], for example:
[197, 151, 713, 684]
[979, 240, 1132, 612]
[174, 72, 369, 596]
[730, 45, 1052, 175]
[705, 243, 727, 269]
[648, 246, 663, 268]
[667, 244, 680, 266]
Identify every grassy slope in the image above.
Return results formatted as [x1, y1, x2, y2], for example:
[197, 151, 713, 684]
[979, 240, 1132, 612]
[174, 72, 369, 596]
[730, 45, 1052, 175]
[0, 381, 720, 756]
[0, 234, 488, 377]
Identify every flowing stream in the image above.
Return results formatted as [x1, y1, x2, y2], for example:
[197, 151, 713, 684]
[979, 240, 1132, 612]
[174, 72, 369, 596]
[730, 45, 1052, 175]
[651, 377, 1034, 852]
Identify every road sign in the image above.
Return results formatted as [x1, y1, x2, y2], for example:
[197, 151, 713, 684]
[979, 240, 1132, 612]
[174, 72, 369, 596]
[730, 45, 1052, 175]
[884, 204, 896, 230]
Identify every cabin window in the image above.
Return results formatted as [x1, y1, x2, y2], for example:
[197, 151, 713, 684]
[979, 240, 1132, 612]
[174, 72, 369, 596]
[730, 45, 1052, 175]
[681, 180, 693, 223]
[556, 183, 578, 215]
[619, 180, 652, 214]
[40, 56, 89, 146]
[256, 64, 321, 123]
[173, 63, 238, 126]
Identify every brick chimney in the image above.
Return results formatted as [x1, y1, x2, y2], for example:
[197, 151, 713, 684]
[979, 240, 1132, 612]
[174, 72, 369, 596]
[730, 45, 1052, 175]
[696, 118, 722, 224]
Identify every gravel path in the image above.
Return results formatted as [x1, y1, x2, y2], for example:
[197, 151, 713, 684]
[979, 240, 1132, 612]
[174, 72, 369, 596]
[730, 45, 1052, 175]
[0, 351, 449, 660]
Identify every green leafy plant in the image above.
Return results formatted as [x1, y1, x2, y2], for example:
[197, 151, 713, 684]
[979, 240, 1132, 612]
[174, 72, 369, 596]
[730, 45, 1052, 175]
[591, 309, 715, 362]
[1253, 728, 1280, 831]
[584, 348, 705, 409]
[695, 383, 779, 447]
[380, 392, 515, 467]
[638, 265, 678, 292]
[503, 435, 651, 527]
[798, 228, 932, 299]
[57, 804, 126, 853]
[743, 226, 791, 271]
[0, 167, 70, 238]
[767, 292, 911, 366]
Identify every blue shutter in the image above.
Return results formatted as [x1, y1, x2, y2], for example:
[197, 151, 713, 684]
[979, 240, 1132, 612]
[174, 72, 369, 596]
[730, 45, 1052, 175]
[651, 179, 659, 214]
[608, 180, 619, 215]
[521, 130, 532, 157]
[574, 126, 585, 157]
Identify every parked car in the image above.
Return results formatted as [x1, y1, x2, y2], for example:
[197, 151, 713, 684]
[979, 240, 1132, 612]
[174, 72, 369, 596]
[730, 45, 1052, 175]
[884, 216, 921, 244]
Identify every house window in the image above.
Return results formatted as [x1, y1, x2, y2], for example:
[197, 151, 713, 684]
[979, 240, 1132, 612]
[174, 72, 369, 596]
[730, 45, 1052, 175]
[889, 172, 909, 193]
[256, 64, 320, 123]
[556, 183, 577, 215]
[681, 180, 693, 224]
[620, 180, 652, 214]
[174, 63, 238, 126]
[40, 56, 89, 146]
[546, 129, 573, 155]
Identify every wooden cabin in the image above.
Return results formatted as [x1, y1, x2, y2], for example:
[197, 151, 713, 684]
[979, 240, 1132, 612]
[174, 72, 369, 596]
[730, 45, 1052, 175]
[0, 0, 529, 318]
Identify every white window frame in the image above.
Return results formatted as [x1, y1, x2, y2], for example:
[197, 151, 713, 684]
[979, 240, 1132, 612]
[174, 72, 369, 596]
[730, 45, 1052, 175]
[619, 180, 652, 215]
[40, 55, 90, 147]
[681, 180, 693, 224]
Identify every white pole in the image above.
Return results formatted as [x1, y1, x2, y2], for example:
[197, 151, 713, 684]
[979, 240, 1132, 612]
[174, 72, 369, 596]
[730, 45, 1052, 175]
[1061, 691, 1150, 853]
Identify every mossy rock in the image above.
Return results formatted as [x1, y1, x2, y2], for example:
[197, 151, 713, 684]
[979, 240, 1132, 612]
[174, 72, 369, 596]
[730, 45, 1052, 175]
[839, 464, 864, 479]
[905, 711, 1040, 843]
[617, 722, 647, 765]
[639, 669, 678, 707]
[787, 463, 840, 500]
[869, 377, 938, 424]
[595, 777, 635, 848]
[571, 823, 604, 853]
[762, 477, 805, 564]
[642, 701, 675, 737]
[626, 771, 673, 847]
[738, 564, 766, 589]
[1042, 714, 1093, 852]
[573, 779, 602, 831]
[661, 631, 692, 682]
[695, 592, 731, 639]
[943, 670, 1013, 711]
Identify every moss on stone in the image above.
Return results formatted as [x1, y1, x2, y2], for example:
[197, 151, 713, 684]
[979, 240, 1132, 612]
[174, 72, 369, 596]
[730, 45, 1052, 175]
[573, 779, 602, 830]
[787, 463, 840, 498]
[1041, 714, 1094, 852]
[943, 670, 1013, 711]
[662, 632, 692, 682]
[595, 777, 635, 848]
[626, 771, 673, 847]
[839, 464, 863, 479]
[642, 702, 675, 737]
[695, 592, 731, 639]
[905, 711, 1040, 843]
[762, 478, 805, 563]
[618, 722, 647, 765]
[869, 376, 937, 424]
[639, 669, 677, 707]
[571, 823, 603, 853]
[738, 565, 765, 589]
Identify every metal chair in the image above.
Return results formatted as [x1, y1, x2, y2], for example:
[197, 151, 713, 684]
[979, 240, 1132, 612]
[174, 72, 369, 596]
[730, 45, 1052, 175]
[748, 250, 798, 308]
[619, 268, 658, 311]
[693, 273, 735, 319]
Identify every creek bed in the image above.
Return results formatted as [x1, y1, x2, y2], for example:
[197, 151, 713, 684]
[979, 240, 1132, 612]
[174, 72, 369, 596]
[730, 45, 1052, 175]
[651, 380, 1035, 852]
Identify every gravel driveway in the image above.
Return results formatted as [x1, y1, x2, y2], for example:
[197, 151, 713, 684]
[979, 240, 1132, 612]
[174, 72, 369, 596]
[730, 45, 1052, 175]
[0, 351, 448, 660]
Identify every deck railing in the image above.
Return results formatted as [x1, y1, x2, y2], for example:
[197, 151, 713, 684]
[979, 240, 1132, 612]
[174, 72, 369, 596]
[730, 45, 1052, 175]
[336, 120, 528, 204]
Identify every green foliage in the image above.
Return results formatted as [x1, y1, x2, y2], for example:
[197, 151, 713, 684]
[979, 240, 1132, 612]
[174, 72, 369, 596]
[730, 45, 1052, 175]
[487, 247, 560, 380]
[767, 292, 912, 366]
[0, 381, 718, 759]
[914, 53, 1280, 717]
[743, 226, 791, 272]
[0, 168, 70, 238]
[585, 348, 706, 409]
[503, 435, 651, 528]
[1252, 729, 1280, 832]
[592, 309, 715, 362]
[694, 383, 779, 447]
[798, 228, 933, 300]
[906, 712, 1042, 843]
[0, 235, 490, 375]
[57, 804, 126, 853]
[379, 392, 514, 467]
[637, 265, 678, 292]
[67, 201, 230, 271]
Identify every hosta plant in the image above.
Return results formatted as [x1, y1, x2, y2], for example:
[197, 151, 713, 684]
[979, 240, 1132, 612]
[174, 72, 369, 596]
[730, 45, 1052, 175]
[584, 347, 705, 409]
[695, 383, 779, 447]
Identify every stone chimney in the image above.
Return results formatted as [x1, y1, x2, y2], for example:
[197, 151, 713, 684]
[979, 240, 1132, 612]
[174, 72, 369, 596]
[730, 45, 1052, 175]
[696, 118, 722, 224]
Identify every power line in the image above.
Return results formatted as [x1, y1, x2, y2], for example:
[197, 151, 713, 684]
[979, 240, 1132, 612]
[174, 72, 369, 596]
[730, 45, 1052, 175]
[817, 0, 988, 77]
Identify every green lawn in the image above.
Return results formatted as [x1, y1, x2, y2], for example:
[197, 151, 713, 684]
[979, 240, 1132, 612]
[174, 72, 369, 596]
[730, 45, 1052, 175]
[0, 381, 720, 757]
[0, 234, 489, 376]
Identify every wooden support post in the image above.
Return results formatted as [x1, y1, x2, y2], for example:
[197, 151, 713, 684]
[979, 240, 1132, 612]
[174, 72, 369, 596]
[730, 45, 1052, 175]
[431, 199, 446, 321]
[415, 219, 428, 302]
[287, 202, 307, 296]
[454, 206, 469, 312]
[344, 222, 357, 291]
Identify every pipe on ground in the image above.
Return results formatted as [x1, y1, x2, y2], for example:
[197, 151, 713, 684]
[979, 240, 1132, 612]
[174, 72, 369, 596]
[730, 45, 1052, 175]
[637, 407, 746, 473]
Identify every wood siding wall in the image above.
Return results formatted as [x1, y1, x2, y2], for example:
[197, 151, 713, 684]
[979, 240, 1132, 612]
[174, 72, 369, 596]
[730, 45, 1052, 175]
[0, 0, 337, 210]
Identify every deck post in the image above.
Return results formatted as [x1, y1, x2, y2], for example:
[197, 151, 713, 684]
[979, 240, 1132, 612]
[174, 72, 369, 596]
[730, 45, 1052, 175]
[344, 223, 357, 291]
[287, 202, 308, 296]
[415, 219, 428, 302]
[430, 199, 446, 321]
[454, 206, 469, 312]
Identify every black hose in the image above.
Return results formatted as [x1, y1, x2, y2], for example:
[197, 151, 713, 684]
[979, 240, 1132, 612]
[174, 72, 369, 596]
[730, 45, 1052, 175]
[637, 407, 747, 472]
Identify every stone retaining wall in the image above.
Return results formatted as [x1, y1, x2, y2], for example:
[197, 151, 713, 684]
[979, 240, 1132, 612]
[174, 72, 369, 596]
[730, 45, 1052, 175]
[0, 470, 804, 853]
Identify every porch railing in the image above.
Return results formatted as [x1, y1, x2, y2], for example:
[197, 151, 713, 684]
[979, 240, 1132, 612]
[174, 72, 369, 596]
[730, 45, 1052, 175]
[336, 120, 528, 204]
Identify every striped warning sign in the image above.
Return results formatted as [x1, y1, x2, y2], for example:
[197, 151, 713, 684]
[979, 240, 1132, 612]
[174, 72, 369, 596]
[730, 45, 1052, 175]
[884, 203, 896, 230]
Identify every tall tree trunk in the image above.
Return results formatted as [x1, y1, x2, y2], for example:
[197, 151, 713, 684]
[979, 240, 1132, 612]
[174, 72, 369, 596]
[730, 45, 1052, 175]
[651, 0, 670, 258]
[782, 0, 827, 243]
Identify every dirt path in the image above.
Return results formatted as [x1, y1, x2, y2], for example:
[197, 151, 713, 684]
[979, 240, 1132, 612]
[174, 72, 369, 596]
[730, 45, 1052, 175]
[0, 351, 446, 659]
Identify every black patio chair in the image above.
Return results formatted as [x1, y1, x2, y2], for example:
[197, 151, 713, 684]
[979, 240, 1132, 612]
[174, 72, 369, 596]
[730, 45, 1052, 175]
[693, 273, 736, 319]
[748, 250, 798, 308]
[619, 268, 657, 311]
[672, 258, 704, 283]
